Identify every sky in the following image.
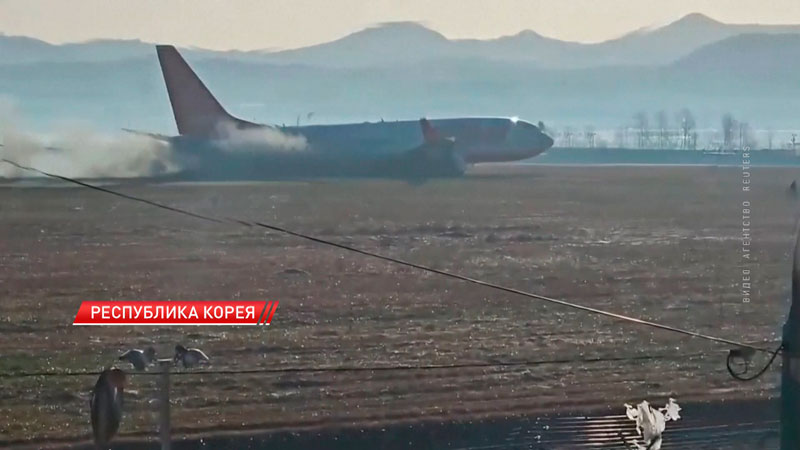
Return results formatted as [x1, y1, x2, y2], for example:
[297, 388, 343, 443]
[2, 0, 800, 51]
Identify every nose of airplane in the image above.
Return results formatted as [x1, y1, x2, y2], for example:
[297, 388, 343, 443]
[507, 119, 553, 158]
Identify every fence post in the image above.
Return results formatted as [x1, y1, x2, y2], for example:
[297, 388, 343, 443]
[157, 359, 172, 450]
[782, 231, 800, 449]
[781, 323, 799, 449]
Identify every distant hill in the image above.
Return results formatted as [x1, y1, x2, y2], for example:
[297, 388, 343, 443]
[0, 34, 266, 65]
[3, 14, 800, 134]
[1, 34, 149, 64]
[263, 13, 780, 68]
[673, 32, 800, 73]
[260, 22, 457, 67]
[584, 13, 758, 66]
[5, 14, 800, 68]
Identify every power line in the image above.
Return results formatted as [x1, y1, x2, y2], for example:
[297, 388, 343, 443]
[0, 352, 707, 378]
[0, 157, 778, 357]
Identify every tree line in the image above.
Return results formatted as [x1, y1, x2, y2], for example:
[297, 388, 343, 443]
[546, 110, 790, 150]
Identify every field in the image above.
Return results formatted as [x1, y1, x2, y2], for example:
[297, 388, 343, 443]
[0, 165, 793, 447]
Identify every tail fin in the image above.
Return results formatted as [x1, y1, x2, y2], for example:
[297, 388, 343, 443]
[156, 45, 240, 138]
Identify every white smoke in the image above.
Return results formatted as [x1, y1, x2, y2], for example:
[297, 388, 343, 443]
[213, 121, 308, 153]
[0, 102, 177, 179]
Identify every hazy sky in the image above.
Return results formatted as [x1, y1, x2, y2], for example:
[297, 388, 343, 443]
[3, 0, 800, 50]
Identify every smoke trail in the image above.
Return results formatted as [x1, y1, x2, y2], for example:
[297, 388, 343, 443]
[214, 121, 308, 153]
[0, 103, 177, 179]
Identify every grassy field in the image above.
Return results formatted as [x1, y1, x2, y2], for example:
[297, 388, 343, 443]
[0, 165, 793, 446]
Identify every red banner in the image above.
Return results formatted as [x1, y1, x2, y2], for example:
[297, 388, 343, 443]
[73, 301, 278, 326]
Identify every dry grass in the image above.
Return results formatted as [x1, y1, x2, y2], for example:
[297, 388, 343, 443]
[0, 165, 791, 444]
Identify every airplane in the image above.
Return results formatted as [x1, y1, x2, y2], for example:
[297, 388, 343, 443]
[130, 45, 553, 180]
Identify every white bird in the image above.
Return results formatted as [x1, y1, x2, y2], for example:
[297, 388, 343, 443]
[118, 347, 156, 371]
[174, 344, 210, 368]
[660, 398, 681, 421]
[624, 399, 681, 450]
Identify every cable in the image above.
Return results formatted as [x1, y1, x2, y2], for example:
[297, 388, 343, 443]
[0, 157, 777, 357]
[726, 344, 784, 381]
[0, 352, 706, 378]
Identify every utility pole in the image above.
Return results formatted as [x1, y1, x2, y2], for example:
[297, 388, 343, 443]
[782, 230, 800, 449]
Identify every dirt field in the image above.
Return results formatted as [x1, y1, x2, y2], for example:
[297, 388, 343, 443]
[0, 165, 794, 446]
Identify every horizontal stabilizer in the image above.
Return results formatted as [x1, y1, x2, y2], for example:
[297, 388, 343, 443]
[121, 128, 172, 142]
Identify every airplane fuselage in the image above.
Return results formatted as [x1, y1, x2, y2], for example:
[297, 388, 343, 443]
[166, 117, 552, 180]
[154, 45, 553, 180]
[283, 117, 553, 163]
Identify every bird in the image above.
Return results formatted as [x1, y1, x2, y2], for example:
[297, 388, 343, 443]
[623, 399, 681, 450]
[90, 368, 126, 449]
[660, 398, 681, 421]
[174, 344, 210, 368]
[118, 347, 156, 371]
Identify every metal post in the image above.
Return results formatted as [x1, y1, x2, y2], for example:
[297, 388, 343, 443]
[782, 230, 800, 449]
[158, 359, 172, 450]
[781, 323, 799, 449]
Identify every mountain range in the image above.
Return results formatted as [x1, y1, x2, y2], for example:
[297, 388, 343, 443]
[3, 13, 800, 69]
[2, 13, 800, 135]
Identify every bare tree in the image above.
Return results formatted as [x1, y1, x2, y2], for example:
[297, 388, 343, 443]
[562, 126, 574, 148]
[614, 127, 626, 148]
[738, 122, 757, 149]
[584, 125, 596, 148]
[722, 113, 736, 150]
[633, 111, 649, 148]
[655, 110, 669, 149]
[676, 108, 695, 149]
